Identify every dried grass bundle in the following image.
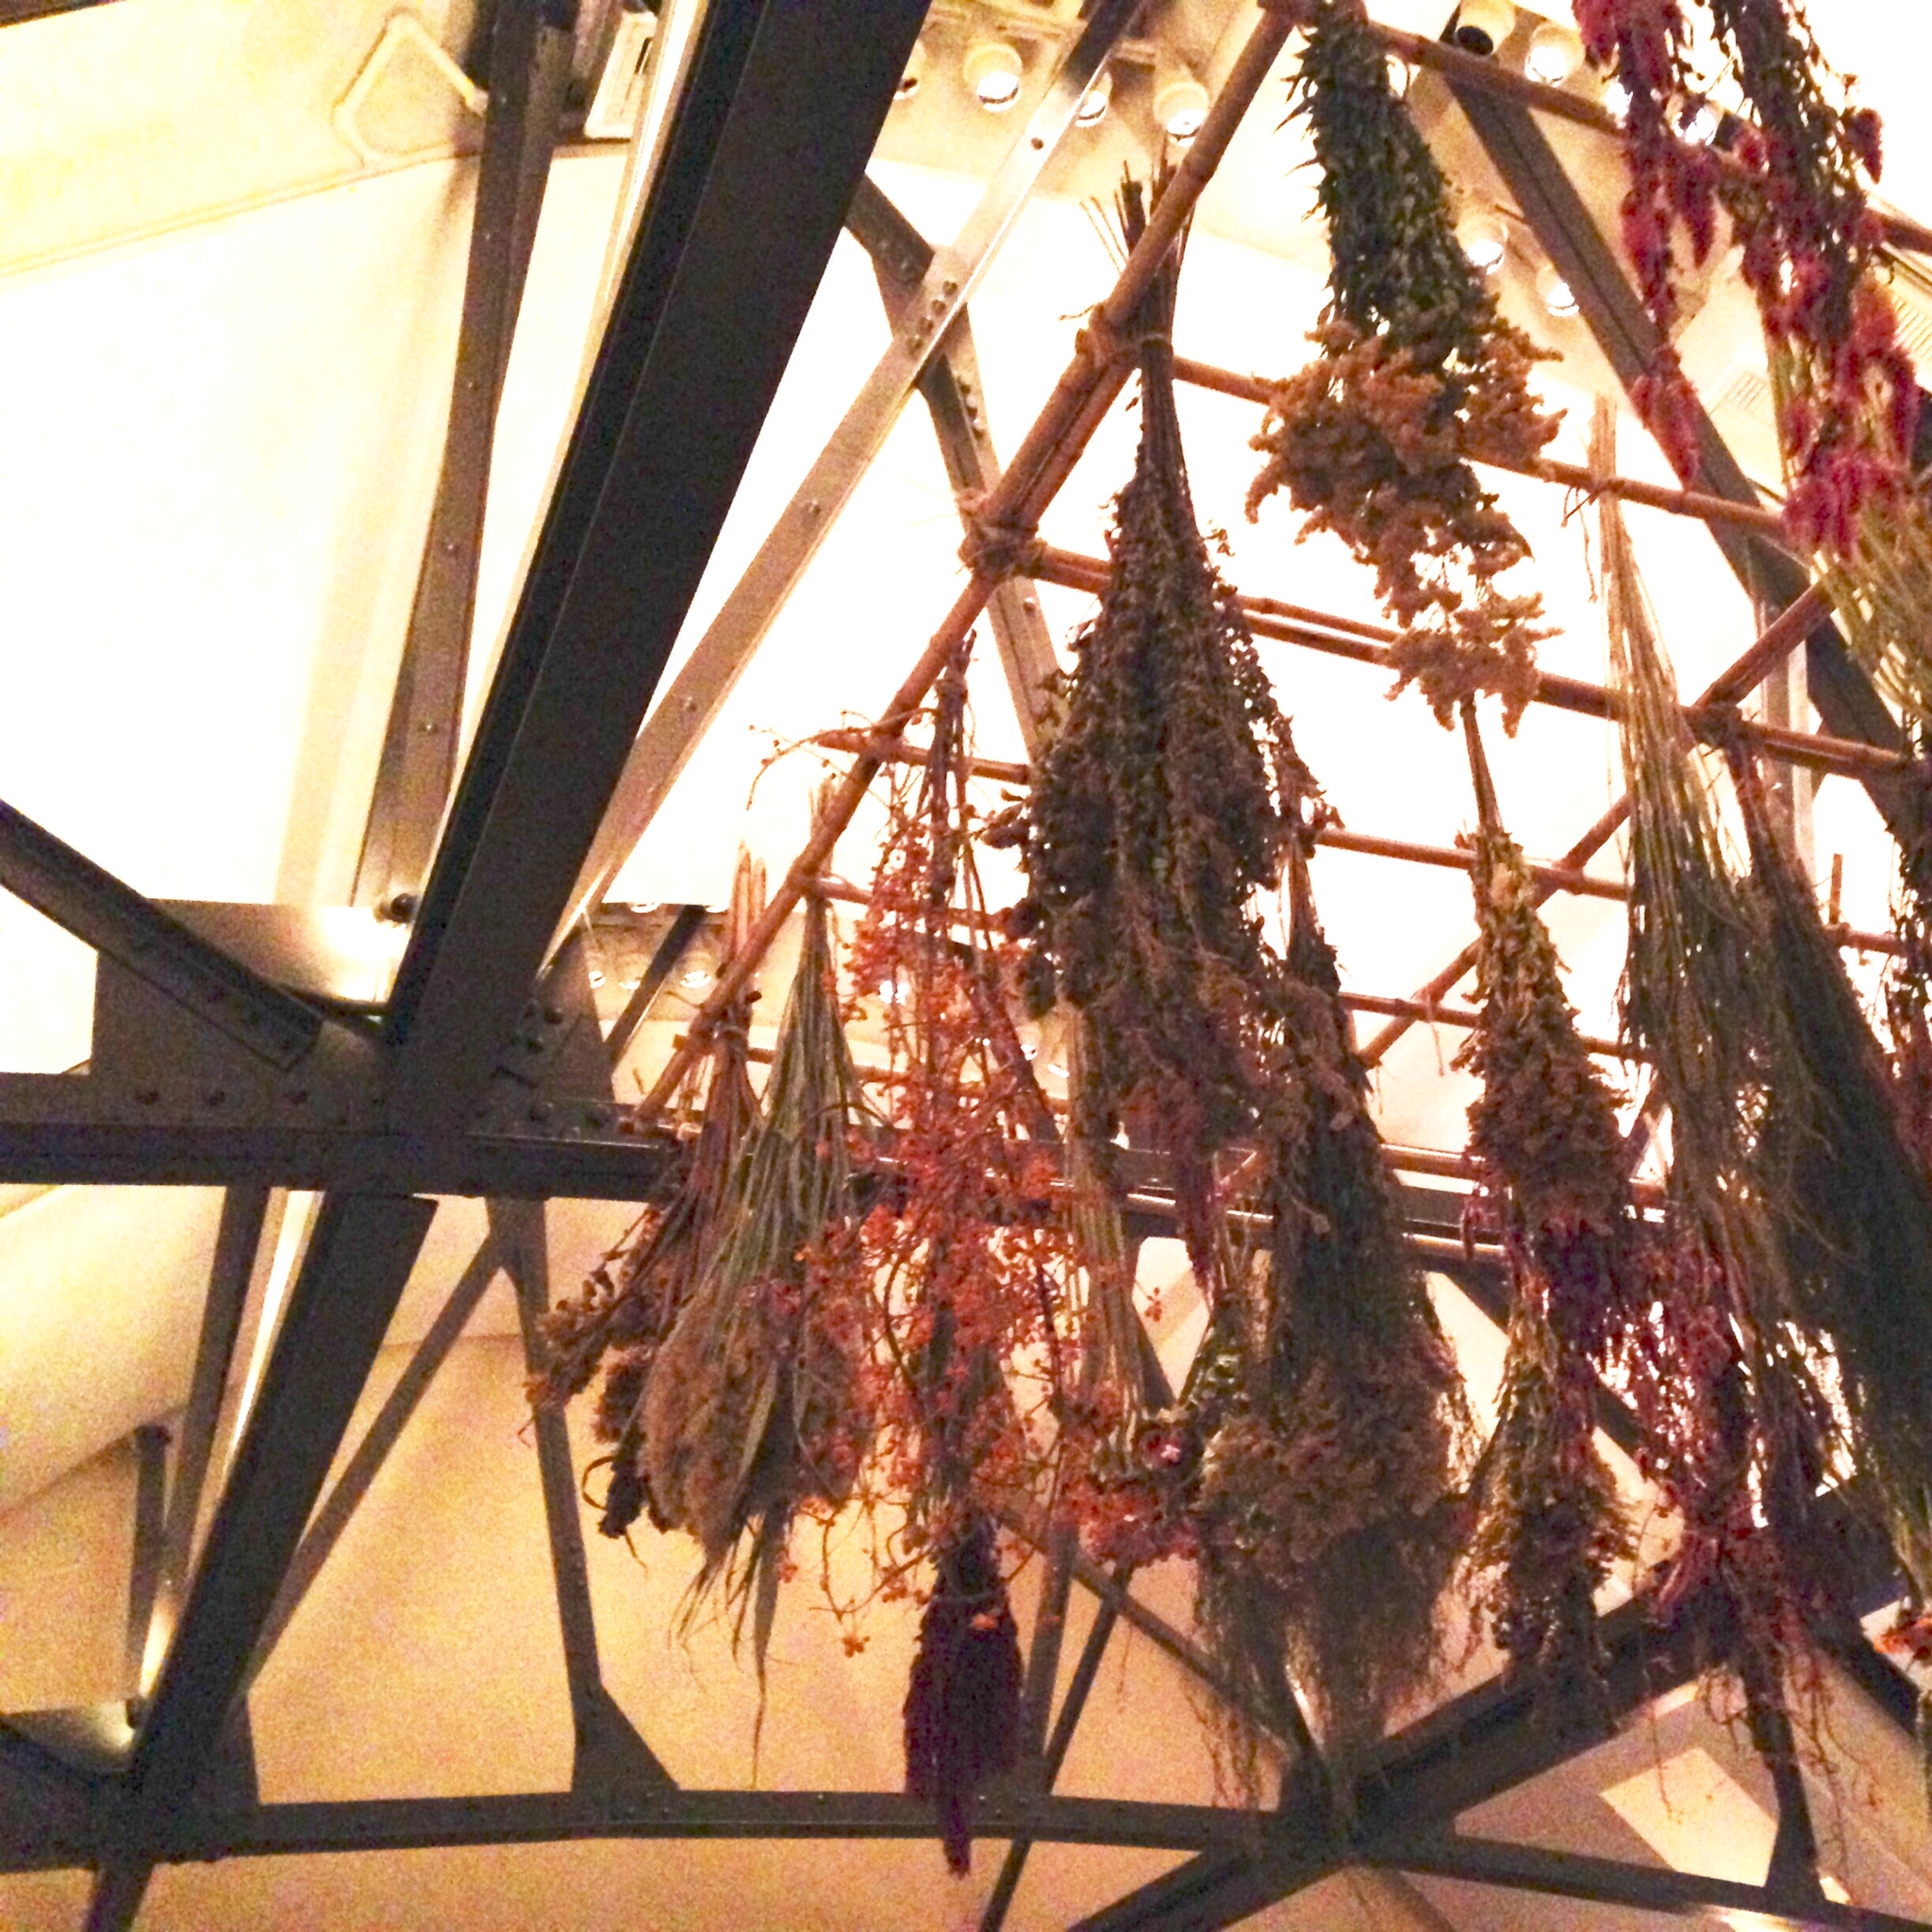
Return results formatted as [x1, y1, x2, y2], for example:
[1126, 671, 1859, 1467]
[1193, 833, 1467, 1775]
[1730, 745, 1932, 1646]
[533, 859, 763, 1540]
[1596, 401, 1843, 1750]
[641, 872, 873, 1668]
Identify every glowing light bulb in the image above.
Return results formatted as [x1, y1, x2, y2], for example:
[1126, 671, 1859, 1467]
[1075, 69, 1112, 127]
[963, 39, 1023, 112]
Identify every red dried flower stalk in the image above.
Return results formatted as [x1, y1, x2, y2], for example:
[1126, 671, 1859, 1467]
[903, 1515, 1023, 1875]
[1574, 0, 1717, 481]
[1575, 0, 1915, 527]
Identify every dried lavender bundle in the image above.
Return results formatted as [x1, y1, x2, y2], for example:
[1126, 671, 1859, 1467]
[641, 882, 873, 1670]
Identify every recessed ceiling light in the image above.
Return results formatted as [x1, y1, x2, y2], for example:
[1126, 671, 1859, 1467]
[1153, 58, 1208, 142]
[964, 38, 1024, 112]
[1524, 20, 1582, 85]
[1457, 207, 1509, 273]
[1075, 68, 1113, 128]
[1603, 75, 1631, 124]
[1452, 0, 1515, 58]
[679, 965, 713, 992]
[1386, 52, 1415, 98]
[1537, 260, 1579, 316]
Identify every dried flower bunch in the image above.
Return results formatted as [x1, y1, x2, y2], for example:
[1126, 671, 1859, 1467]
[1728, 742, 1932, 1728]
[1247, 0, 1560, 731]
[532, 860, 762, 1541]
[824, 650, 1078, 1867]
[1454, 708, 1634, 1707]
[1175, 824, 1467, 1789]
[1012, 170, 1310, 1278]
[1575, 0, 1916, 523]
[641, 872, 875, 1671]
[1596, 404, 1847, 1764]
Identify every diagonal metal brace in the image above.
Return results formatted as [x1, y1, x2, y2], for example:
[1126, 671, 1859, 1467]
[0, 798, 326, 1067]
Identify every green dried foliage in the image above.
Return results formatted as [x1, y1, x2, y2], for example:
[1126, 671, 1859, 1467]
[1457, 792, 1633, 1703]
[1595, 405, 1844, 1736]
[1736, 753, 1932, 1612]
[641, 891, 874, 1671]
[533, 892, 760, 1541]
[1193, 844, 1468, 1772]
[1014, 172, 1310, 1272]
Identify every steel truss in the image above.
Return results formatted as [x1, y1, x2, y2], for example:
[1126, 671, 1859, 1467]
[0, 7, 1926, 1932]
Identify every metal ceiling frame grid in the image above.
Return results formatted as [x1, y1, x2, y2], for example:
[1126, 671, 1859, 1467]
[0, 2, 1926, 1929]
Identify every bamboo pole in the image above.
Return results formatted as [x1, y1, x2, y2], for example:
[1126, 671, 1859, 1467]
[1032, 548, 1897, 781]
[1356, 587, 1839, 1064]
[1172, 355, 1794, 541]
[633, 7, 1299, 1122]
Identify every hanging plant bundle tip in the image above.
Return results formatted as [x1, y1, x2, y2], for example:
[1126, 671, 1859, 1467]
[1248, 0, 1562, 732]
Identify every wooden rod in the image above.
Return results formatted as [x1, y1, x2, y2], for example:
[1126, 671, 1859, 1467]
[633, 7, 1298, 1122]
[1357, 586, 1835, 1064]
[1031, 547, 1904, 781]
[1173, 356, 1791, 541]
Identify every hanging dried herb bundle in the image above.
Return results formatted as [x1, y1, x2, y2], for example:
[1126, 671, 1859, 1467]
[1247, 0, 1559, 730]
[533, 866, 763, 1540]
[822, 649, 1077, 1866]
[1192, 827, 1468, 1771]
[1014, 171, 1307, 1283]
[1454, 708, 1634, 1705]
[1728, 744, 1932, 1673]
[1596, 403, 1842, 1745]
[1572, 0, 1719, 479]
[903, 1515, 1023, 1875]
[640, 874, 874, 1667]
[1886, 731, 1932, 1168]
[1059, 1011, 1193, 1570]
[1575, 0, 1914, 520]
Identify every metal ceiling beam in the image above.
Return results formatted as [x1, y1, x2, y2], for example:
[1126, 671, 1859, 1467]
[135, 1789, 1253, 1863]
[1374, 1832, 1932, 1930]
[124, 1195, 439, 1813]
[0, 799, 327, 1068]
[121, 1427, 169, 1700]
[605, 903, 707, 1067]
[61, 17, 931, 1924]
[558, 0, 1141, 928]
[491, 1196, 675, 1797]
[844, 175, 1062, 758]
[1446, 78, 1917, 841]
[242, 1233, 503, 1693]
[354, 0, 575, 915]
[382, 0, 931, 1130]
[148, 1184, 270, 1670]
